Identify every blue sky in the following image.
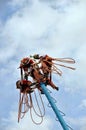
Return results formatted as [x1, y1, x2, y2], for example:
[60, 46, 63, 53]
[0, 0, 86, 130]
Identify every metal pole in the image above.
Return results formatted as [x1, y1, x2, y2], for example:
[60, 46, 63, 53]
[40, 83, 69, 130]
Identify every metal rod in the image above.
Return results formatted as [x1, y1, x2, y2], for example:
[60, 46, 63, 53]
[40, 83, 69, 130]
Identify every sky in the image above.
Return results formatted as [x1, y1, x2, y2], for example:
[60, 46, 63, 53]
[0, 0, 86, 130]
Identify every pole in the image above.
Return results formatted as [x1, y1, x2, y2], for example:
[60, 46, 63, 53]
[40, 83, 69, 130]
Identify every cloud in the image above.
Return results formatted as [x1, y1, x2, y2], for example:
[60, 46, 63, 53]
[79, 99, 86, 109]
[9, 0, 29, 7]
[0, 1, 86, 130]
[2, 110, 52, 130]
[0, 0, 86, 99]
[1, 0, 86, 55]
[0, 0, 60, 60]
[39, 0, 79, 11]
[67, 116, 86, 130]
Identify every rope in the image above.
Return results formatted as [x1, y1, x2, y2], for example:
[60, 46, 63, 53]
[46, 93, 73, 130]
[52, 65, 62, 76]
[29, 93, 33, 108]
[38, 89, 45, 116]
[48, 96, 57, 107]
[30, 90, 44, 125]
[47, 88, 52, 93]
[67, 124, 73, 130]
[30, 107, 43, 125]
[52, 62, 75, 70]
[18, 91, 32, 122]
[20, 93, 29, 118]
[19, 93, 28, 119]
[32, 90, 45, 117]
[41, 59, 75, 77]
[55, 110, 73, 130]
[55, 110, 65, 121]
[54, 58, 75, 64]
[18, 90, 22, 122]
[20, 68, 23, 80]
[41, 59, 62, 76]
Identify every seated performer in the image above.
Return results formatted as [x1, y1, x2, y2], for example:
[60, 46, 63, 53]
[19, 56, 59, 91]
[16, 80, 34, 93]
[32, 54, 59, 90]
[32, 54, 52, 78]
[19, 57, 34, 80]
[31, 55, 59, 91]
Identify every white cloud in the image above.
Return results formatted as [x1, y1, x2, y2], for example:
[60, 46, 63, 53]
[3, 111, 52, 130]
[0, 0, 86, 91]
[1, 0, 85, 51]
[79, 99, 86, 109]
[8, 0, 31, 8]
[0, 1, 86, 130]
[67, 116, 86, 130]
[39, 0, 78, 10]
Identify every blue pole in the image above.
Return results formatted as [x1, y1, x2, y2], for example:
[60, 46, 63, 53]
[40, 83, 69, 130]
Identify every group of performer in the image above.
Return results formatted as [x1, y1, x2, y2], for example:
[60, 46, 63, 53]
[16, 54, 75, 94]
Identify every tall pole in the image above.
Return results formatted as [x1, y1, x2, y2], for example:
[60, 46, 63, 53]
[40, 83, 69, 130]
